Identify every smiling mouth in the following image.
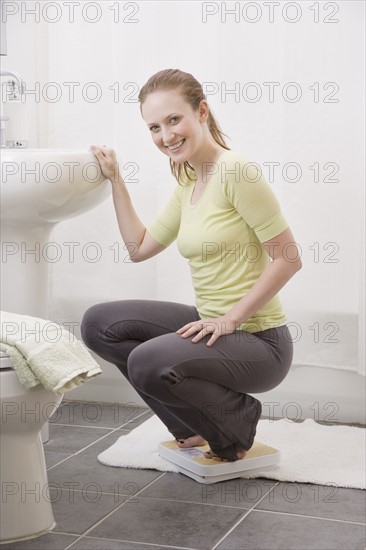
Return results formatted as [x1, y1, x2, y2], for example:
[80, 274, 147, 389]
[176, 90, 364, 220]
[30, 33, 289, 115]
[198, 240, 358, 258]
[166, 139, 185, 152]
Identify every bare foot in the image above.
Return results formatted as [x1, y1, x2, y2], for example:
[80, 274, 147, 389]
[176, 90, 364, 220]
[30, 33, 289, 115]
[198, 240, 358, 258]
[175, 435, 207, 448]
[204, 445, 247, 462]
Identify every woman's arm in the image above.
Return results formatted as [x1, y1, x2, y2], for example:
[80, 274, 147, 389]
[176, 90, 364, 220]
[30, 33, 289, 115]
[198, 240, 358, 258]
[226, 227, 302, 326]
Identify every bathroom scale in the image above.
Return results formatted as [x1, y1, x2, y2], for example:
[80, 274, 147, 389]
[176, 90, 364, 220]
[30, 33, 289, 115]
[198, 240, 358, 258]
[158, 440, 281, 484]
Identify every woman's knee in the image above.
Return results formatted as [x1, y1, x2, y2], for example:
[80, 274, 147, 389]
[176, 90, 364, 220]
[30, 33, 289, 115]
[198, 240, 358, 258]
[80, 303, 110, 349]
[127, 344, 167, 393]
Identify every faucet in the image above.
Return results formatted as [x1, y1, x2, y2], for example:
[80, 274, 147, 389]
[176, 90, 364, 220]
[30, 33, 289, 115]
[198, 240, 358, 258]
[0, 70, 26, 148]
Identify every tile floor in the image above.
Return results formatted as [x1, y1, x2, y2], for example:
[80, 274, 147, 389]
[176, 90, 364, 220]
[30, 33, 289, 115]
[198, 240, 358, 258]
[2, 399, 365, 550]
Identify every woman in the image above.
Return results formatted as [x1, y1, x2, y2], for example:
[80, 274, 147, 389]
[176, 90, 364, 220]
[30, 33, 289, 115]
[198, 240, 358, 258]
[81, 68, 302, 462]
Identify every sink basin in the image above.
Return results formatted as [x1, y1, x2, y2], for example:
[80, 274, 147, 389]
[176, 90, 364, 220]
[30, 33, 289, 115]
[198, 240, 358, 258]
[0, 148, 111, 317]
[1, 148, 110, 223]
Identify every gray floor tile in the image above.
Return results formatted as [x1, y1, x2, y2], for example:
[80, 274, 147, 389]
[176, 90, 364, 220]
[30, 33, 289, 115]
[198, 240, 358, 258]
[45, 452, 73, 469]
[50, 489, 126, 535]
[139, 472, 276, 508]
[88, 497, 245, 549]
[44, 424, 113, 454]
[30, 403, 365, 550]
[116, 408, 155, 430]
[216, 509, 366, 550]
[47, 431, 164, 495]
[256, 481, 366, 523]
[0, 532, 78, 549]
[69, 536, 177, 550]
[50, 400, 150, 430]
[118, 407, 155, 426]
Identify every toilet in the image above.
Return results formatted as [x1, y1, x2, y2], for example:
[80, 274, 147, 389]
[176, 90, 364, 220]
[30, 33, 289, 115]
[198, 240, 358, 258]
[0, 351, 63, 543]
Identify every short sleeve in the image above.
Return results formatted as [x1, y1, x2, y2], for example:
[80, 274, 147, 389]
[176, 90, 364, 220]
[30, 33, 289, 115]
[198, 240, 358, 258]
[223, 158, 289, 243]
[146, 185, 181, 247]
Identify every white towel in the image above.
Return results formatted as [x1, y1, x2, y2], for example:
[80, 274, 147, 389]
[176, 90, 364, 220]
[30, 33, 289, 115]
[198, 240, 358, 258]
[98, 415, 366, 489]
[0, 310, 102, 394]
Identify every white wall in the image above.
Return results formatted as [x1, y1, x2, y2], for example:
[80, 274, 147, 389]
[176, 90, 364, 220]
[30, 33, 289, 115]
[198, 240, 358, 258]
[2, 1, 365, 406]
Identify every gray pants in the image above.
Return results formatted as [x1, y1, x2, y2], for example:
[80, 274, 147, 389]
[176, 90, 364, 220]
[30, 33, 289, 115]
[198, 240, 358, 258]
[80, 299, 293, 461]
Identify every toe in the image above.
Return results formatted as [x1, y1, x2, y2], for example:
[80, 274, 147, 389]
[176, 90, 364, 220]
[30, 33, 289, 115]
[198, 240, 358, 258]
[204, 450, 228, 462]
[204, 450, 215, 458]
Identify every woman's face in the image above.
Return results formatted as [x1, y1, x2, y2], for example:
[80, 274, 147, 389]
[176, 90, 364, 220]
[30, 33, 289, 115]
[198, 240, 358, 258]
[141, 90, 207, 161]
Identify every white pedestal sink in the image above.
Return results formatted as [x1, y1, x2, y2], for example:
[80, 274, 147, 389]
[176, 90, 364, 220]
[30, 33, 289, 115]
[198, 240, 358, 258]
[0, 148, 110, 543]
[0, 148, 111, 317]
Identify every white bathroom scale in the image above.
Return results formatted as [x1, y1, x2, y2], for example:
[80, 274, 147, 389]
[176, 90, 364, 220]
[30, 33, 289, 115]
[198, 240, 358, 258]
[158, 440, 281, 484]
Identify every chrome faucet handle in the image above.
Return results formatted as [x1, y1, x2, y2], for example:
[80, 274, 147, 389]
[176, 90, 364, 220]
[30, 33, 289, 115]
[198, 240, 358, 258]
[7, 79, 25, 99]
[0, 70, 26, 98]
[0, 70, 26, 148]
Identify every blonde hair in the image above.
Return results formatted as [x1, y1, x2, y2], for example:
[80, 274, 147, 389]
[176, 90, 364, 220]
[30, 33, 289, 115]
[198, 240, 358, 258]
[138, 68, 231, 185]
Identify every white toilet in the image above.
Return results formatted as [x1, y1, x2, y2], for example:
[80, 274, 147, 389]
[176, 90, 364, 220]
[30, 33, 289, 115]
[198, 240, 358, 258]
[0, 351, 63, 543]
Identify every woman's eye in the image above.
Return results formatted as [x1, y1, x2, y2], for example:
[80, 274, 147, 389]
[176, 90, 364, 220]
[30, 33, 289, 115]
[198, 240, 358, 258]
[149, 118, 179, 132]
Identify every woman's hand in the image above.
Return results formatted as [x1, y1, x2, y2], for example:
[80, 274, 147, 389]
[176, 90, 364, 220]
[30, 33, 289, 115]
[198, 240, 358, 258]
[90, 144, 120, 183]
[176, 315, 240, 347]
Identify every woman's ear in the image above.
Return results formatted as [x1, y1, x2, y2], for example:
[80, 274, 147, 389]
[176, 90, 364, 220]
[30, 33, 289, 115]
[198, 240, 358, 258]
[198, 99, 210, 123]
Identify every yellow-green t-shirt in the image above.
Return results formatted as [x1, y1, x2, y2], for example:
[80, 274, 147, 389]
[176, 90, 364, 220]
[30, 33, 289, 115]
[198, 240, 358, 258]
[146, 149, 289, 333]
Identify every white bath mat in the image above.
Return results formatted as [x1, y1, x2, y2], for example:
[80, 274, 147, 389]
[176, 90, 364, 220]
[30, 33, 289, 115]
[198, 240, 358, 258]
[98, 416, 365, 489]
